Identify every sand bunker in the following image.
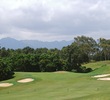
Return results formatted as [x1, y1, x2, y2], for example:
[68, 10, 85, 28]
[17, 78, 34, 83]
[97, 78, 110, 81]
[54, 71, 69, 73]
[93, 74, 110, 81]
[93, 74, 110, 78]
[0, 83, 13, 87]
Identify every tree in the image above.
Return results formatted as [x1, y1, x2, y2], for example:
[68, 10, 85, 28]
[22, 46, 34, 54]
[74, 36, 97, 61]
[61, 42, 90, 72]
[11, 54, 40, 72]
[98, 38, 110, 60]
[0, 58, 14, 81]
[0, 47, 10, 57]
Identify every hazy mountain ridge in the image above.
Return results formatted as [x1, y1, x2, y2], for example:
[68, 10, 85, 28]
[0, 37, 73, 49]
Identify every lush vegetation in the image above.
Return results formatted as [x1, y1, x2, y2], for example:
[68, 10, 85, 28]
[0, 58, 14, 81]
[1, 35, 110, 80]
[0, 61, 110, 100]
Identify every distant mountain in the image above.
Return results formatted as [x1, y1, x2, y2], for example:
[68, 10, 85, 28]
[0, 37, 26, 49]
[22, 40, 73, 49]
[0, 37, 73, 49]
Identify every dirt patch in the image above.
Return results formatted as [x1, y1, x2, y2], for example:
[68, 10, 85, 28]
[54, 71, 69, 73]
[17, 78, 34, 83]
[97, 78, 110, 80]
[93, 74, 110, 78]
[0, 83, 13, 87]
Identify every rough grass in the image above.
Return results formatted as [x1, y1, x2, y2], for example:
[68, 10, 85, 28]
[0, 61, 110, 100]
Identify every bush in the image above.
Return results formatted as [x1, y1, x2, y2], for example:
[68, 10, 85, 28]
[76, 66, 92, 73]
[0, 59, 14, 81]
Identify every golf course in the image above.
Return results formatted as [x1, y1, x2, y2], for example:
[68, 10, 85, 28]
[0, 61, 110, 100]
[0, 0, 110, 99]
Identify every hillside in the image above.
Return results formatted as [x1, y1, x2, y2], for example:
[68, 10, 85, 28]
[0, 37, 73, 49]
[0, 61, 110, 100]
[84, 61, 110, 75]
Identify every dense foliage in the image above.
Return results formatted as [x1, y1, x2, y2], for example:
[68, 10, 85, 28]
[1, 35, 110, 80]
[0, 58, 14, 81]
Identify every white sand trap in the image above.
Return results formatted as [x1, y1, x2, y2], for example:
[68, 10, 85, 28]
[17, 78, 34, 83]
[54, 71, 69, 73]
[0, 83, 13, 87]
[93, 74, 110, 78]
[98, 78, 110, 81]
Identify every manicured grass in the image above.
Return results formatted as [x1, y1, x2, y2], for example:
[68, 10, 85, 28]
[0, 61, 110, 100]
[84, 60, 110, 70]
[85, 60, 110, 75]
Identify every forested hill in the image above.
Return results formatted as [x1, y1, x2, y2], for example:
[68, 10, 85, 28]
[0, 37, 73, 49]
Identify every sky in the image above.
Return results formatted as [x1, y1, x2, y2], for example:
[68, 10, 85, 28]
[0, 0, 110, 41]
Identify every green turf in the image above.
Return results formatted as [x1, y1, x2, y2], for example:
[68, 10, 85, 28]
[0, 61, 110, 100]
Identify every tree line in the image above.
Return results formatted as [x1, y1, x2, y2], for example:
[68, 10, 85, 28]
[0, 35, 110, 80]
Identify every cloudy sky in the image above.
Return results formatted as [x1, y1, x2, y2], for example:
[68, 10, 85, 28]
[0, 0, 110, 41]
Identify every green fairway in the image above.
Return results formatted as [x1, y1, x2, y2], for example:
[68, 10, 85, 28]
[0, 61, 110, 100]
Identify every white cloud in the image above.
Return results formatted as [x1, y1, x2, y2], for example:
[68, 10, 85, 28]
[0, 0, 110, 41]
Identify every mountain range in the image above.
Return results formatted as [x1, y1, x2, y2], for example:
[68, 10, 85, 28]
[0, 37, 73, 49]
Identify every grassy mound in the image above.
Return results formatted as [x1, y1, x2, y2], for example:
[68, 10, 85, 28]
[85, 61, 110, 75]
[0, 61, 110, 100]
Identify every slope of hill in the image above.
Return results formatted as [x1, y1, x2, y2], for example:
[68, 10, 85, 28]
[22, 40, 73, 49]
[84, 61, 110, 75]
[0, 37, 26, 49]
[0, 37, 73, 49]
